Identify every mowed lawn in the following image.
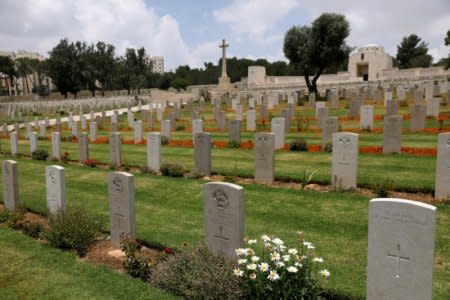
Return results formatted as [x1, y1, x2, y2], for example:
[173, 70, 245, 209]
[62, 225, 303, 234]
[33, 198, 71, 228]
[0, 226, 176, 299]
[4, 136, 438, 192]
[0, 157, 449, 299]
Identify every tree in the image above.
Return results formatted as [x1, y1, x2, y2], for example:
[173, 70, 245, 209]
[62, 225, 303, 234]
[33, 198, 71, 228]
[0, 55, 18, 96]
[47, 39, 80, 98]
[283, 13, 350, 95]
[15, 57, 34, 94]
[445, 29, 450, 46]
[94, 42, 116, 96]
[396, 34, 432, 69]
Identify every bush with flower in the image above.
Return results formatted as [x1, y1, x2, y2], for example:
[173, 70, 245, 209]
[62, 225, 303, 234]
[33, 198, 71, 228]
[233, 231, 330, 299]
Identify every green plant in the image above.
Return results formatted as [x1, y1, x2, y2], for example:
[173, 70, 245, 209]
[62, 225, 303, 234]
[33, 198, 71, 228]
[21, 221, 43, 238]
[324, 142, 332, 153]
[151, 244, 241, 299]
[160, 162, 186, 177]
[373, 179, 394, 198]
[120, 236, 151, 281]
[31, 149, 49, 161]
[296, 114, 309, 131]
[228, 141, 240, 148]
[289, 138, 308, 151]
[300, 169, 317, 191]
[234, 232, 329, 299]
[61, 151, 70, 164]
[42, 206, 100, 256]
[175, 124, 185, 131]
[161, 136, 169, 145]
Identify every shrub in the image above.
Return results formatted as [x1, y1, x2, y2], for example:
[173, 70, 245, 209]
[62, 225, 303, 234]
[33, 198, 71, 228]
[139, 166, 157, 174]
[22, 222, 43, 238]
[61, 152, 70, 164]
[160, 162, 186, 177]
[161, 136, 169, 145]
[373, 179, 394, 198]
[42, 206, 100, 256]
[228, 141, 240, 148]
[175, 124, 185, 131]
[84, 159, 97, 168]
[296, 114, 309, 131]
[32, 149, 49, 161]
[234, 232, 329, 299]
[324, 142, 332, 153]
[121, 236, 151, 281]
[289, 138, 308, 151]
[151, 244, 241, 299]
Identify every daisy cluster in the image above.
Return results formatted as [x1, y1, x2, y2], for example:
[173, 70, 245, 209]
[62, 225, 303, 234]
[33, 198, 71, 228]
[233, 233, 330, 283]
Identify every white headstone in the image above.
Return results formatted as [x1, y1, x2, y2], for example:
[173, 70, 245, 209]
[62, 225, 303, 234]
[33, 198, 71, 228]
[332, 132, 358, 190]
[45, 165, 66, 214]
[367, 198, 436, 300]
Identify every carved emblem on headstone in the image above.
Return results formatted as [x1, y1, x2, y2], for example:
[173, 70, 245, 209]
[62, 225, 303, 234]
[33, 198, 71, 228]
[213, 189, 229, 209]
[112, 177, 123, 193]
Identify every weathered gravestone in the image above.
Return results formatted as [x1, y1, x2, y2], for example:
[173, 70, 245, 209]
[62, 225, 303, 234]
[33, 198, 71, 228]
[271, 117, 285, 150]
[386, 100, 399, 116]
[134, 120, 143, 144]
[2, 160, 19, 211]
[29, 132, 38, 153]
[308, 93, 316, 108]
[45, 165, 66, 214]
[435, 132, 450, 199]
[39, 123, 46, 138]
[254, 132, 275, 184]
[426, 98, 440, 118]
[204, 182, 244, 259]
[78, 132, 89, 163]
[383, 116, 402, 154]
[90, 122, 97, 142]
[109, 132, 122, 167]
[217, 110, 226, 131]
[316, 107, 329, 129]
[280, 108, 291, 133]
[194, 132, 211, 176]
[229, 120, 241, 144]
[246, 110, 256, 131]
[147, 132, 161, 172]
[349, 98, 361, 119]
[366, 198, 436, 300]
[108, 172, 136, 247]
[322, 117, 338, 149]
[52, 132, 61, 160]
[161, 120, 171, 141]
[10, 132, 18, 156]
[360, 105, 374, 131]
[192, 119, 203, 144]
[332, 132, 358, 190]
[410, 103, 426, 132]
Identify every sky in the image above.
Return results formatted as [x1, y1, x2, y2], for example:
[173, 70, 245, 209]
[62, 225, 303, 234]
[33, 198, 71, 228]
[0, 0, 449, 71]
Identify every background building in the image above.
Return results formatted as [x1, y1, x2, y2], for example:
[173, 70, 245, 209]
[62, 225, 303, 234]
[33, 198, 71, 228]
[348, 44, 393, 81]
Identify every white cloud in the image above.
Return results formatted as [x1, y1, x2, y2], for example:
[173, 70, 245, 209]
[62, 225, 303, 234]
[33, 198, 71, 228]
[299, 0, 450, 61]
[0, 0, 201, 69]
[213, 0, 298, 37]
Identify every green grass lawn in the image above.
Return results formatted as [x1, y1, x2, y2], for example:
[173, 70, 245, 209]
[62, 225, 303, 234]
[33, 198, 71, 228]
[0, 157, 449, 299]
[0, 226, 176, 299]
[2, 136, 438, 192]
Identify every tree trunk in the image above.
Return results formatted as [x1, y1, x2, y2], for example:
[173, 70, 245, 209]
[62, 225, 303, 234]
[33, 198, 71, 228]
[64, 92, 68, 99]
[311, 67, 325, 98]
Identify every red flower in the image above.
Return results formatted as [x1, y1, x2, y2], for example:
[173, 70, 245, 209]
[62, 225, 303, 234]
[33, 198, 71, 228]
[163, 247, 173, 254]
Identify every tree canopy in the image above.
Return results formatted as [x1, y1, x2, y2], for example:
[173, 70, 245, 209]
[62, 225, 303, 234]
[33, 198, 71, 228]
[396, 34, 432, 69]
[283, 13, 350, 95]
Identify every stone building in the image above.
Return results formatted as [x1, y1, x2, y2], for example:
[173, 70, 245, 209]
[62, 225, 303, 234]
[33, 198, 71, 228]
[348, 44, 393, 81]
[150, 56, 164, 74]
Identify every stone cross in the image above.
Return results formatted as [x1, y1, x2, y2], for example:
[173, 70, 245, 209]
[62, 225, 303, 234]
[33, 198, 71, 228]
[219, 39, 229, 77]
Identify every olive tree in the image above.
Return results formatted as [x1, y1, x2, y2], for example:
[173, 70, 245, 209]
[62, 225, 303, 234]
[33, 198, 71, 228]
[283, 13, 350, 96]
